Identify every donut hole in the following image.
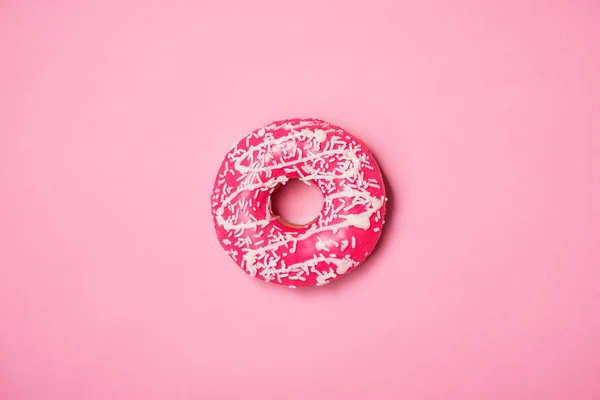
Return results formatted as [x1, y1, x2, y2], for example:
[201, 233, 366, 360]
[270, 179, 324, 228]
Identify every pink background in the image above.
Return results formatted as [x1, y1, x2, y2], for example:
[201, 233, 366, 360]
[1, 0, 600, 399]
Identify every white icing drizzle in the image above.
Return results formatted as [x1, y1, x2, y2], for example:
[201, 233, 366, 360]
[212, 119, 385, 285]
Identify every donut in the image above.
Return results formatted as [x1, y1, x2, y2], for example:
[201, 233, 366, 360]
[211, 118, 387, 287]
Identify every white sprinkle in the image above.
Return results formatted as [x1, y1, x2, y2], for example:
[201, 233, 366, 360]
[340, 239, 349, 251]
[315, 237, 327, 251]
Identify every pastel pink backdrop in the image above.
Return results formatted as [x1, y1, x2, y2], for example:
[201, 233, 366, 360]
[1, 1, 599, 399]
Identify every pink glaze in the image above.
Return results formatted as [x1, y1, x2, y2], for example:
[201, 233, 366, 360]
[211, 118, 387, 287]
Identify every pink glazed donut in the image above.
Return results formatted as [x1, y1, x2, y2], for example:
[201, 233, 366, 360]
[211, 118, 387, 287]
